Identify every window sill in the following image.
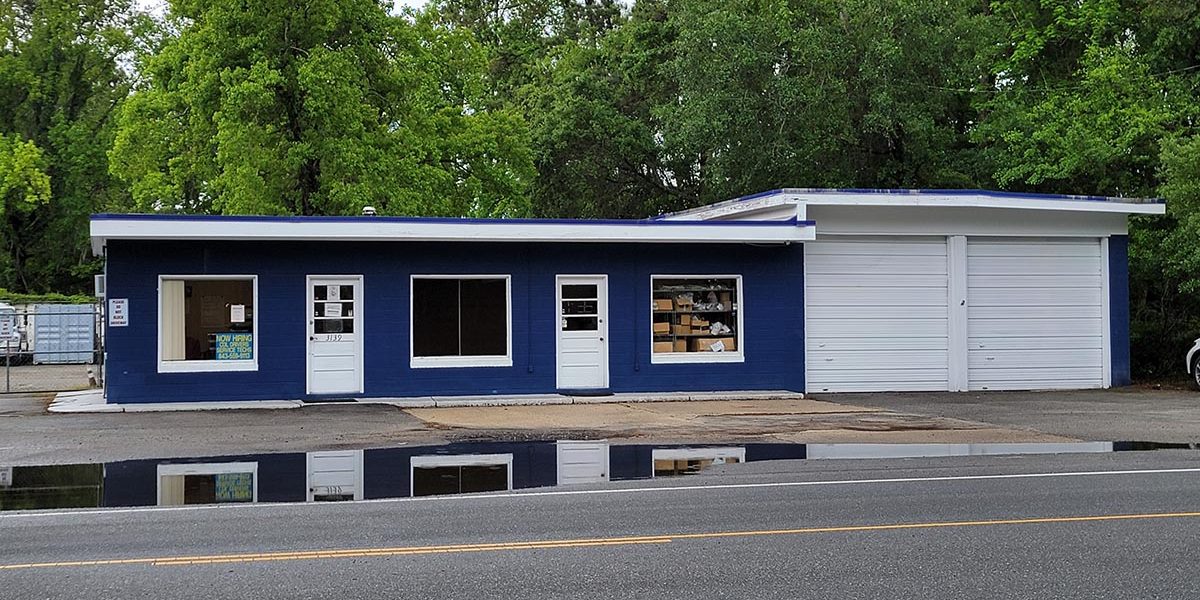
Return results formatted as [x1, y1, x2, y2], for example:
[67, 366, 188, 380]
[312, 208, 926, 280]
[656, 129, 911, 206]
[410, 356, 513, 369]
[158, 360, 258, 374]
[650, 352, 745, 365]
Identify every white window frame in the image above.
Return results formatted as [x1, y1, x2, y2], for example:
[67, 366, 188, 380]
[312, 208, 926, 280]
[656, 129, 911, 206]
[409, 275, 513, 368]
[650, 447, 746, 478]
[649, 274, 745, 364]
[156, 461, 259, 505]
[157, 274, 258, 373]
[409, 453, 514, 496]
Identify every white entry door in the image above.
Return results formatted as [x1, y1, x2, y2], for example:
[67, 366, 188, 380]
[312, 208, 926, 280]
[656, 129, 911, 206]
[556, 275, 609, 390]
[307, 276, 364, 395]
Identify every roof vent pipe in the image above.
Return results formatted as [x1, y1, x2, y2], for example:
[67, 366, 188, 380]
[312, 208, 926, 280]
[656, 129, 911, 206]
[361, 206, 377, 216]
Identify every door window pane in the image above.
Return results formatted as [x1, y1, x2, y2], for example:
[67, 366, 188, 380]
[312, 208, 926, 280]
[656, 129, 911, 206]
[412, 278, 509, 358]
[562, 316, 598, 331]
[561, 284, 597, 299]
[562, 300, 597, 315]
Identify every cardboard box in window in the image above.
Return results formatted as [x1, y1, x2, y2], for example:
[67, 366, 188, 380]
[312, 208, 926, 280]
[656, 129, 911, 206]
[671, 324, 691, 335]
[718, 291, 733, 307]
[674, 293, 694, 308]
[673, 339, 687, 352]
[653, 322, 670, 334]
[691, 317, 710, 331]
[653, 341, 674, 353]
[679, 313, 692, 326]
[654, 298, 674, 312]
[691, 337, 737, 352]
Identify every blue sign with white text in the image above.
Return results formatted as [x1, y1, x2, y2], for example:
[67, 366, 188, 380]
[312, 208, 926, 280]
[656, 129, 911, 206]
[214, 332, 253, 360]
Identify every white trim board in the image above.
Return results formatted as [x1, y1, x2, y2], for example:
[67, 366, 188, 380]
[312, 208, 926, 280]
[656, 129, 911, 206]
[91, 217, 815, 253]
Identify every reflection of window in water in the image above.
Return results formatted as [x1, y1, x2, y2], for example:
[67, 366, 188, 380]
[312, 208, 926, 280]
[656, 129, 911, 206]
[157, 462, 257, 506]
[653, 457, 742, 477]
[161, 473, 254, 505]
[413, 465, 508, 496]
[651, 448, 747, 477]
[410, 454, 513, 497]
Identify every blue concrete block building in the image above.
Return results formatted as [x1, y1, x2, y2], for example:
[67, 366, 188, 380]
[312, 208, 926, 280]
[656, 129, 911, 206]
[90, 189, 1163, 404]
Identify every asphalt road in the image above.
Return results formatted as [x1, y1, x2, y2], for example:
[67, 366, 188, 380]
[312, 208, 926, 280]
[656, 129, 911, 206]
[830, 387, 1200, 443]
[2, 452, 1199, 599]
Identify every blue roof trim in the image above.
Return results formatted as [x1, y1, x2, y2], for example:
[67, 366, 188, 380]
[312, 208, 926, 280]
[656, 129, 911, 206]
[730, 187, 1165, 204]
[90, 213, 816, 228]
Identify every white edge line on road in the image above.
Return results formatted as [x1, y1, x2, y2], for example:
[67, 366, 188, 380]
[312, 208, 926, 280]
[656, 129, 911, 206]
[3, 467, 1199, 520]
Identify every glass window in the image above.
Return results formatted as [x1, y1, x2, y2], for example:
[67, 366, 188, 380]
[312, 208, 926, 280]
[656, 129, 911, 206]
[160, 278, 255, 364]
[412, 277, 509, 359]
[651, 277, 740, 358]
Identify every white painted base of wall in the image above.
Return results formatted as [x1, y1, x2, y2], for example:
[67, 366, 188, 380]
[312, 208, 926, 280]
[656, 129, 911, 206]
[50, 389, 806, 413]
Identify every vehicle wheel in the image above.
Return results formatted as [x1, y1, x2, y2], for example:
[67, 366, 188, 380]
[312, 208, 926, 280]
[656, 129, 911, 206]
[1194, 356, 1200, 391]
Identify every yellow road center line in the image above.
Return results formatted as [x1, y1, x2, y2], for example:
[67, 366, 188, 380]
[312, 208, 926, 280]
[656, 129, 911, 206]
[2, 511, 1197, 571]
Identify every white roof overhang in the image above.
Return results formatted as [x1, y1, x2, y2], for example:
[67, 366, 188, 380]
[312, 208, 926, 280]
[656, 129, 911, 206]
[659, 189, 1167, 221]
[90, 215, 817, 254]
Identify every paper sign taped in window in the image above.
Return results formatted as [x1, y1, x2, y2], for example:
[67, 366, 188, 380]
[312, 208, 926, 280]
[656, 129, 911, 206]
[230, 304, 245, 323]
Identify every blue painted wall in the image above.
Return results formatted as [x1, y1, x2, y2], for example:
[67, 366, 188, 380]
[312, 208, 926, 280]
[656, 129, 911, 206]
[1108, 234, 1131, 386]
[103, 240, 805, 402]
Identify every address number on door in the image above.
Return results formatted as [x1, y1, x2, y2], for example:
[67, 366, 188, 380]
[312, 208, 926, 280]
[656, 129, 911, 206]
[321, 334, 343, 342]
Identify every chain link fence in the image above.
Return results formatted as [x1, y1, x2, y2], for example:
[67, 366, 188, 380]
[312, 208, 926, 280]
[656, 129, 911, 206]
[0, 303, 102, 393]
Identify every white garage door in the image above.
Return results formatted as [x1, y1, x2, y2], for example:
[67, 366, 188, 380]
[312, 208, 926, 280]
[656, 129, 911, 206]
[806, 238, 950, 392]
[967, 238, 1104, 391]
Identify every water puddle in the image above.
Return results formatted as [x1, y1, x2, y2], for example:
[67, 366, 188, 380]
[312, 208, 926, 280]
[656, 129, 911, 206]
[0, 441, 805, 511]
[4, 440, 1193, 511]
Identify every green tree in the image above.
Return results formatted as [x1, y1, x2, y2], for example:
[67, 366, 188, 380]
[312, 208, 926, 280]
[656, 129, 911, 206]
[111, 0, 534, 218]
[0, 0, 135, 293]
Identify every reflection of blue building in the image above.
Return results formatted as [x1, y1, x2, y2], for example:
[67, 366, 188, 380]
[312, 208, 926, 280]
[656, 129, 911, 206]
[94, 442, 807, 508]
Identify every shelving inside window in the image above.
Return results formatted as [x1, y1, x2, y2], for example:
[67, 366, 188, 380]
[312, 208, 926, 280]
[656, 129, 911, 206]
[651, 277, 740, 355]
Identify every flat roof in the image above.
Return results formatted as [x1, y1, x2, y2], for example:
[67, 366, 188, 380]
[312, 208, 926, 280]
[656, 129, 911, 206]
[658, 188, 1166, 220]
[89, 214, 817, 253]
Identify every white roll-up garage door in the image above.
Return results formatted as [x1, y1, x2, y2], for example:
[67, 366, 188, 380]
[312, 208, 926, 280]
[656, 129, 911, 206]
[966, 238, 1104, 390]
[805, 238, 950, 392]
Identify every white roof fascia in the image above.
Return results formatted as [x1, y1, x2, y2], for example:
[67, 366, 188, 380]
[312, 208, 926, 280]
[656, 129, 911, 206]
[798, 193, 1165, 214]
[90, 217, 815, 254]
[661, 190, 1165, 220]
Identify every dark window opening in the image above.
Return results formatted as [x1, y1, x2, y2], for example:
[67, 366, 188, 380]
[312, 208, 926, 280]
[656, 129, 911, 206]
[413, 278, 507, 358]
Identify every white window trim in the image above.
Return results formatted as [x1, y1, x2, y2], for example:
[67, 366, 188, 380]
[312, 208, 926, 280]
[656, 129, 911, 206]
[157, 274, 258, 373]
[410, 453, 514, 496]
[650, 447, 746, 478]
[156, 461, 258, 505]
[650, 274, 745, 364]
[409, 275, 513, 368]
